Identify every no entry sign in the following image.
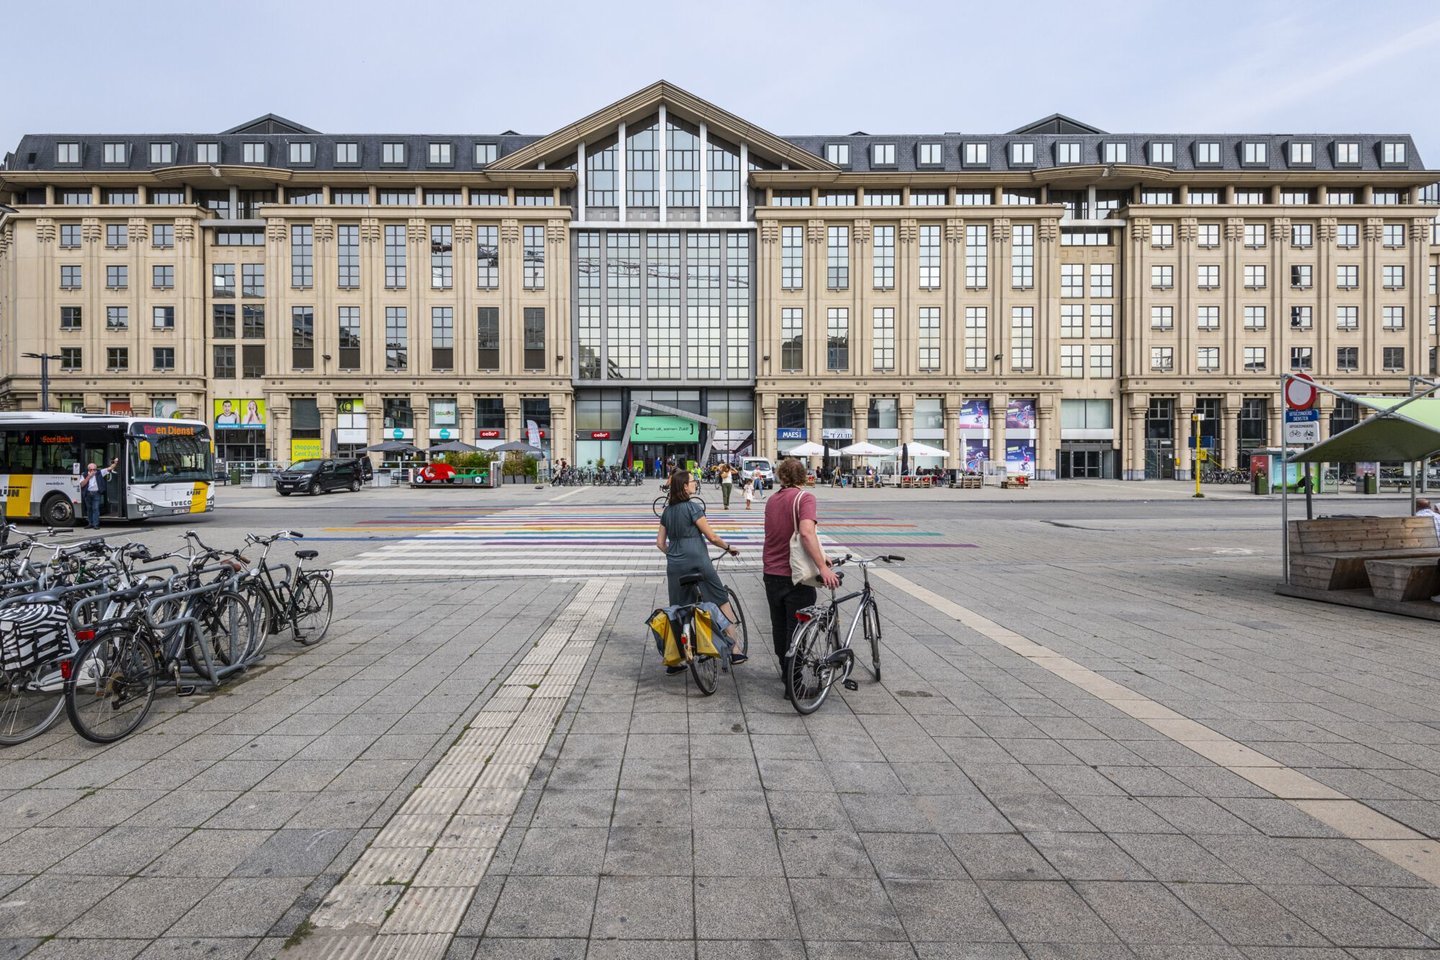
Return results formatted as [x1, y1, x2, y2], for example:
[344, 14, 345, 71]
[1285, 373, 1318, 411]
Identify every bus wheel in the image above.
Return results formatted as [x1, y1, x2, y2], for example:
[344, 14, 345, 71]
[43, 494, 76, 527]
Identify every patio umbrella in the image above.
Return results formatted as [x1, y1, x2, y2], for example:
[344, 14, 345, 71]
[363, 440, 423, 455]
[785, 440, 840, 457]
[427, 440, 481, 454]
[892, 442, 951, 459]
[491, 440, 544, 455]
[838, 441, 893, 457]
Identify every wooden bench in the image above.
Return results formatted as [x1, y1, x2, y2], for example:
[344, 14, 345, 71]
[1287, 517, 1440, 591]
[1364, 557, 1440, 602]
[1001, 476, 1030, 490]
[950, 474, 982, 489]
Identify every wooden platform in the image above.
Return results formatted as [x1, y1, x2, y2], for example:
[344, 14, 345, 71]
[1276, 582, 1440, 621]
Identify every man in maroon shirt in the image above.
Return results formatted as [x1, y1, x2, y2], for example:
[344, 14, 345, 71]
[763, 458, 840, 693]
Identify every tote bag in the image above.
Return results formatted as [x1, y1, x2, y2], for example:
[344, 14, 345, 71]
[788, 491, 824, 586]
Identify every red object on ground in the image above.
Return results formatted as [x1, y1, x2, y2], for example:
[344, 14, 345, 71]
[418, 463, 457, 483]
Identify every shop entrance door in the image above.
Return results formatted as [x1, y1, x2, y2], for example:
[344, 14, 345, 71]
[1058, 445, 1117, 479]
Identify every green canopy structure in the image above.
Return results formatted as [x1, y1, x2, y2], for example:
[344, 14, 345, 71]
[1289, 396, 1440, 465]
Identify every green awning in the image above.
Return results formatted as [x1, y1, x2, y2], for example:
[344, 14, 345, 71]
[1291, 396, 1440, 463]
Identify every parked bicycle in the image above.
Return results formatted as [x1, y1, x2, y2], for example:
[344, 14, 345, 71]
[664, 552, 748, 696]
[231, 530, 334, 653]
[784, 554, 904, 715]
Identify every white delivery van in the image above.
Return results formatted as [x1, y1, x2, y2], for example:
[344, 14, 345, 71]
[740, 457, 776, 489]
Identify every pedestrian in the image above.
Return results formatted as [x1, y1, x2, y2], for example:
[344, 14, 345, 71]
[752, 468, 766, 497]
[720, 463, 734, 509]
[76, 457, 120, 530]
[762, 458, 839, 696]
[655, 470, 744, 669]
[654, 456, 663, 479]
[743, 472, 755, 510]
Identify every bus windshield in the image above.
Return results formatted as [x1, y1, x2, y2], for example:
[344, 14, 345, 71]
[131, 433, 213, 484]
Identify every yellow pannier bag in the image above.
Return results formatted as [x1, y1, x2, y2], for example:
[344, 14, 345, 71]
[648, 609, 684, 667]
[692, 607, 721, 658]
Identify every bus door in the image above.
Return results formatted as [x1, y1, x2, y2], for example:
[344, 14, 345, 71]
[79, 439, 125, 517]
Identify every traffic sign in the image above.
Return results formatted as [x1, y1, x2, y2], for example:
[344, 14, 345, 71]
[1285, 373, 1318, 411]
[1284, 408, 1319, 423]
[1285, 420, 1320, 445]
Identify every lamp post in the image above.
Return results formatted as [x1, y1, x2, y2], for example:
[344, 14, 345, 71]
[22, 352, 63, 412]
[1192, 411, 1205, 499]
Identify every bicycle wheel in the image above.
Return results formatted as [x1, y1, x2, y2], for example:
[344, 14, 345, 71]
[724, 585, 749, 662]
[786, 618, 839, 715]
[863, 600, 883, 682]
[65, 632, 157, 744]
[653, 496, 668, 518]
[291, 574, 333, 646]
[684, 615, 719, 696]
[193, 591, 253, 673]
[0, 662, 66, 746]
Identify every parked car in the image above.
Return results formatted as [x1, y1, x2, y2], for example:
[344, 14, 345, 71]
[275, 459, 364, 496]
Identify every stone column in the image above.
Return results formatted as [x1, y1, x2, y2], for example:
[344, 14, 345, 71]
[1223, 395, 1241, 471]
[1126, 396, 1147, 481]
[1036, 399, 1055, 480]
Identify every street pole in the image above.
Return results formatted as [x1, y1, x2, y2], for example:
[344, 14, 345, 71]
[1192, 412, 1204, 498]
[21, 352, 61, 411]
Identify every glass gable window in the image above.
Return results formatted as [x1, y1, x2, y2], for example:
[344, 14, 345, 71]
[626, 119, 660, 208]
[666, 120, 699, 209]
[586, 137, 619, 208]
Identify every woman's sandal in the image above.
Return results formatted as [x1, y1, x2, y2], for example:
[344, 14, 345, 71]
[729, 653, 749, 665]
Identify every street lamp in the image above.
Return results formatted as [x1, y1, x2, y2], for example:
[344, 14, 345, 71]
[22, 352, 62, 412]
[1191, 411, 1205, 499]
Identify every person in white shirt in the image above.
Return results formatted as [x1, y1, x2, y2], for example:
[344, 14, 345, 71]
[76, 458, 119, 529]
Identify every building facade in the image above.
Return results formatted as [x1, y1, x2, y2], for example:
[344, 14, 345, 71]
[2, 82, 1436, 478]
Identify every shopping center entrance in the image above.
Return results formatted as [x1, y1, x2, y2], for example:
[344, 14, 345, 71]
[621, 401, 717, 476]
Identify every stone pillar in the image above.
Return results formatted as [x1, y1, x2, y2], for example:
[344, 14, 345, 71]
[853, 393, 870, 444]
[1036, 399, 1055, 480]
[1126, 396, 1147, 481]
[318, 393, 336, 456]
[1177, 392, 1198, 481]
[944, 392, 962, 469]
[990, 395, 1007, 471]
[1223, 395, 1241, 471]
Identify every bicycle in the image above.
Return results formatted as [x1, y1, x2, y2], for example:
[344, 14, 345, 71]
[667, 554, 747, 696]
[653, 494, 706, 518]
[784, 554, 904, 715]
[231, 530, 334, 653]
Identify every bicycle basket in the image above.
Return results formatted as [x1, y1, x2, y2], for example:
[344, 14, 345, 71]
[0, 603, 68, 673]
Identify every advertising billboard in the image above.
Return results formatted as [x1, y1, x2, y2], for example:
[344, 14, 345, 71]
[214, 398, 266, 430]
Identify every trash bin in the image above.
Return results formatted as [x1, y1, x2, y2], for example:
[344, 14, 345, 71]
[1365, 474, 1378, 495]
[1252, 472, 1264, 495]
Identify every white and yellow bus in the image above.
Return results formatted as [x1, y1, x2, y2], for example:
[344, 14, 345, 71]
[0, 413, 215, 526]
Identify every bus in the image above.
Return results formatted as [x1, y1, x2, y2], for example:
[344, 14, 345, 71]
[0, 413, 215, 526]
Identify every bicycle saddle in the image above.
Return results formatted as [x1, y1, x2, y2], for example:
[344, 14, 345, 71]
[679, 573, 706, 587]
[294, 549, 319, 560]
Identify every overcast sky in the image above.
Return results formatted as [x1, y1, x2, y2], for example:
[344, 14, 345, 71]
[7, 0, 1439, 164]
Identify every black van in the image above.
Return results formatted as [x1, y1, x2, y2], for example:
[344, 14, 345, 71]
[275, 459, 364, 496]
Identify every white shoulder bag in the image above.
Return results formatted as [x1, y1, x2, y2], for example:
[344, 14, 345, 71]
[788, 491, 824, 586]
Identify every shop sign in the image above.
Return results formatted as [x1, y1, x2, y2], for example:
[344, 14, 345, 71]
[591, 431, 612, 440]
[821, 428, 853, 440]
[290, 438, 323, 461]
[215, 398, 266, 430]
[777, 427, 807, 441]
[632, 416, 699, 443]
[107, 399, 133, 416]
[477, 429, 502, 439]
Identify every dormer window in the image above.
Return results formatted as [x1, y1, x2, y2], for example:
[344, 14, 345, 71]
[1241, 141, 1268, 165]
[382, 142, 406, 164]
[1288, 142, 1313, 165]
[336, 142, 359, 164]
[149, 142, 174, 165]
[871, 143, 896, 166]
[1056, 142, 1081, 164]
[1103, 142, 1127, 164]
[1334, 141, 1359, 165]
[1382, 141, 1407, 164]
[1194, 141, 1220, 165]
[102, 142, 127, 164]
[824, 143, 850, 166]
[916, 142, 942, 166]
[473, 142, 498, 165]
[1149, 141, 1175, 164]
[963, 142, 989, 166]
[289, 142, 314, 164]
[242, 142, 266, 164]
[195, 143, 219, 164]
[428, 142, 453, 165]
[1009, 142, 1035, 166]
[56, 142, 80, 164]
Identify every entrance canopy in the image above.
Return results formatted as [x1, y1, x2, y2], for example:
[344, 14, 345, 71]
[1290, 396, 1440, 464]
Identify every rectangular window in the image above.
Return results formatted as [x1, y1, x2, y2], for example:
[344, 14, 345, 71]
[917, 142, 942, 166]
[1382, 142, 1406, 164]
[1151, 347, 1174, 371]
[1010, 142, 1035, 165]
[1295, 265, 1316, 290]
[1151, 264, 1173, 289]
[59, 190, 92, 205]
[382, 142, 406, 164]
[337, 224, 360, 288]
[1335, 142, 1359, 164]
[1290, 305, 1312, 330]
[193, 142, 218, 164]
[103, 142, 126, 164]
[1234, 190, 1266, 205]
[871, 143, 895, 166]
[826, 226, 849, 290]
[378, 190, 414, 206]
[918, 307, 940, 371]
[431, 224, 454, 289]
[1336, 224, 1358, 247]
[425, 189, 461, 207]
[1011, 224, 1033, 288]
[1244, 223, 1266, 247]
[105, 223, 128, 248]
[60, 264, 82, 289]
[61, 347, 82, 372]
[1336, 346, 1358, 371]
[1151, 142, 1175, 164]
[965, 225, 988, 288]
[1336, 306, 1358, 330]
[57, 142, 80, 164]
[963, 142, 988, 165]
[872, 307, 895, 371]
[955, 191, 991, 206]
[964, 307, 987, 371]
[476, 224, 499, 289]
[1061, 263, 1083, 298]
[523, 307, 545, 370]
[106, 265, 128, 290]
[1431, 265, 1438, 295]
[1056, 142, 1081, 164]
[1010, 306, 1034, 370]
[290, 224, 313, 288]
[60, 224, 81, 248]
[1197, 305, 1219, 330]
[106, 347, 128, 371]
[1197, 223, 1219, 247]
[1089, 304, 1114, 338]
[1383, 346, 1405, 371]
[1244, 264, 1266, 288]
[288, 141, 313, 164]
[242, 305, 265, 338]
[240, 262, 264, 297]
[1197, 346, 1218, 371]
[152, 264, 174, 289]
[523, 225, 545, 289]
[242, 142, 265, 164]
[872, 225, 895, 289]
[1089, 263, 1113, 297]
[1151, 223, 1173, 248]
[781, 307, 803, 372]
[1383, 264, 1405, 289]
[105, 306, 128, 331]
[242, 344, 264, 378]
[910, 191, 946, 206]
[291, 306, 314, 368]
[824, 143, 850, 165]
[152, 305, 174, 330]
[918, 225, 940, 289]
[431, 306, 454, 369]
[1336, 264, 1358, 288]
[333, 190, 366, 205]
[1103, 142, 1127, 164]
[1151, 305, 1174, 330]
[1090, 344, 1113, 377]
[1243, 346, 1266, 372]
[781, 225, 803, 290]
[1060, 304, 1084, 337]
[61, 306, 82, 331]
[150, 223, 173, 248]
[213, 344, 235, 378]
[338, 307, 360, 370]
[386, 307, 408, 371]
[826, 307, 849, 370]
[1383, 305, 1405, 330]
[1289, 142, 1313, 165]
[473, 142, 498, 166]
[212, 304, 235, 338]
[1061, 344, 1083, 377]
[1289, 346, 1313, 371]
[1243, 305, 1266, 330]
[1242, 142, 1268, 164]
[428, 142, 452, 165]
[385, 225, 407, 288]
[477, 307, 499, 370]
[1291, 223, 1314, 249]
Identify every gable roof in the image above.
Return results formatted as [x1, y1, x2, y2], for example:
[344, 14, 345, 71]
[222, 114, 320, 136]
[1009, 113, 1107, 136]
[493, 80, 835, 172]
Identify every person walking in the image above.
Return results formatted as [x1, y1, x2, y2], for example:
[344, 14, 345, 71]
[654, 456, 663, 479]
[743, 472, 755, 510]
[655, 470, 744, 668]
[763, 458, 839, 695]
[719, 463, 734, 509]
[752, 468, 766, 497]
[76, 457, 120, 530]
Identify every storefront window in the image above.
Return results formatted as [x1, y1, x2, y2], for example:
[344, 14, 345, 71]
[777, 399, 807, 430]
[868, 397, 898, 431]
[476, 397, 506, 432]
[914, 398, 944, 432]
[383, 398, 413, 430]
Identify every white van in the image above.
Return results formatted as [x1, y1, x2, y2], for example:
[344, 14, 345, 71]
[740, 457, 776, 489]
